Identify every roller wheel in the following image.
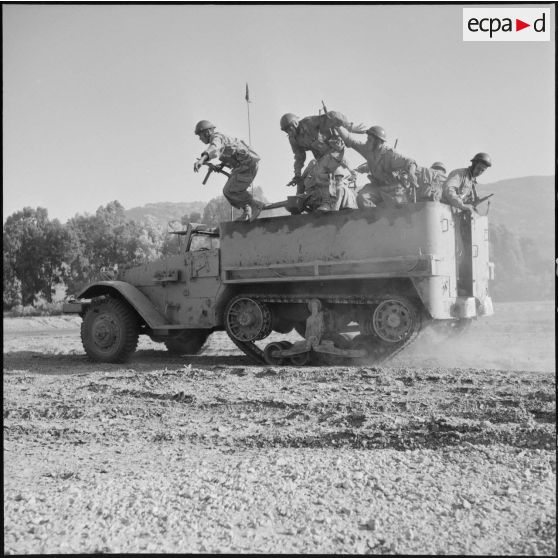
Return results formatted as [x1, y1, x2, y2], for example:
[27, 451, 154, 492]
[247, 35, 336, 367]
[263, 342, 287, 365]
[289, 351, 311, 366]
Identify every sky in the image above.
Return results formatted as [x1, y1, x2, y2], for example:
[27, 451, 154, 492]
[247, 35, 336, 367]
[2, 3, 555, 223]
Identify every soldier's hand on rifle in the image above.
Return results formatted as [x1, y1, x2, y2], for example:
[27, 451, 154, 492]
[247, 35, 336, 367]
[398, 171, 411, 189]
[194, 155, 207, 173]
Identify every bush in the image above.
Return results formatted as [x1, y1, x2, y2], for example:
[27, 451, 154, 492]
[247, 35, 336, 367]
[5, 301, 64, 317]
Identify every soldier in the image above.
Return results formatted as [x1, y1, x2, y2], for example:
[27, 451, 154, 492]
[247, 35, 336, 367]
[430, 161, 447, 175]
[331, 167, 358, 211]
[402, 164, 446, 202]
[339, 125, 420, 208]
[298, 159, 321, 212]
[280, 110, 367, 211]
[442, 153, 492, 214]
[193, 120, 264, 221]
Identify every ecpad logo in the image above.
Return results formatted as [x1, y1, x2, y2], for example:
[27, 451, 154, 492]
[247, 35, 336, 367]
[463, 8, 551, 41]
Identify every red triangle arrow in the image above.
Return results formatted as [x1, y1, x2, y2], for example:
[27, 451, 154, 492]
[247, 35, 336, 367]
[516, 19, 530, 31]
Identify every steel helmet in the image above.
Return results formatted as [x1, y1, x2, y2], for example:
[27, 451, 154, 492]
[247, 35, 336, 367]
[431, 161, 447, 174]
[325, 110, 346, 121]
[365, 125, 387, 142]
[194, 120, 216, 135]
[280, 113, 299, 131]
[471, 153, 492, 167]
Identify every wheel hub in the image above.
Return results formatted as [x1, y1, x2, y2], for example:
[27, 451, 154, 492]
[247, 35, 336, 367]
[226, 297, 272, 342]
[92, 315, 119, 349]
[372, 299, 415, 343]
[238, 311, 256, 327]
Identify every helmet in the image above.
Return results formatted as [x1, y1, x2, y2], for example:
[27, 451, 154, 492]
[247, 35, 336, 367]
[325, 110, 346, 121]
[280, 113, 299, 131]
[470, 152, 492, 167]
[365, 125, 387, 142]
[431, 161, 447, 174]
[194, 120, 216, 135]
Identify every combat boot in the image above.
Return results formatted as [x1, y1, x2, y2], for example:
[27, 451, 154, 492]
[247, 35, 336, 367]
[237, 205, 252, 221]
[249, 201, 264, 222]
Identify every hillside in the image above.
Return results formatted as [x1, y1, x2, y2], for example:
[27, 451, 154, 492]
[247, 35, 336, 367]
[122, 176, 553, 255]
[476, 175, 554, 257]
[124, 201, 206, 225]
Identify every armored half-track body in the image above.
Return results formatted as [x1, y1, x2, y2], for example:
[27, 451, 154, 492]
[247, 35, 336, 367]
[64, 202, 494, 365]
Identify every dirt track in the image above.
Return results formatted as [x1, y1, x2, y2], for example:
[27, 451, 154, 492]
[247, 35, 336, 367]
[3, 302, 556, 554]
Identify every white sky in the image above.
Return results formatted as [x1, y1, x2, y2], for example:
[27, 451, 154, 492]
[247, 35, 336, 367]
[2, 3, 555, 223]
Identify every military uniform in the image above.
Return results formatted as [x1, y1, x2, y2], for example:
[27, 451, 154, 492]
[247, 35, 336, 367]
[288, 112, 364, 210]
[442, 168, 477, 209]
[299, 160, 323, 211]
[414, 166, 445, 201]
[201, 132, 263, 214]
[332, 173, 358, 211]
[339, 129, 417, 207]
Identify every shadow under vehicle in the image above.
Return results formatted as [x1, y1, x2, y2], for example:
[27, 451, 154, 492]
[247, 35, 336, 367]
[63, 202, 494, 365]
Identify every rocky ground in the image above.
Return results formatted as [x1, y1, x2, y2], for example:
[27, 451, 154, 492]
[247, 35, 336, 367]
[3, 301, 556, 555]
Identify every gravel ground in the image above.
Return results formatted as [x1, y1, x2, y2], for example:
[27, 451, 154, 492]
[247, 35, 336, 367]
[3, 302, 556, 555]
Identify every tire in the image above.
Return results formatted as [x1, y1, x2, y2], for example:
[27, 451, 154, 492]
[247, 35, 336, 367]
[164, 332, 209, 355]
[81, 297, 139, 363]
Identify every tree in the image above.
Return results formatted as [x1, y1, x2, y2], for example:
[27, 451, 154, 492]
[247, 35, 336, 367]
[189, 211, 202, 223]
[64, 201, 163, 294]
[3, 207, 72, 307]
[202, 196, 236, 226]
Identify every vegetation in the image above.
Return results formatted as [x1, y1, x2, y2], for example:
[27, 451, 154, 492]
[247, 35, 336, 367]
[2, 192, 552, 312]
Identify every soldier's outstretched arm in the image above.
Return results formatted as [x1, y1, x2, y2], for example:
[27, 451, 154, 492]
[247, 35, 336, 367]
[345, 119, 368, 133]
[201, 134, 225, 161]
[325, 110, 366, 134]
[336, 126, 364, 149]
[442, 171, 474, 212]
[289, 136, 307, 178]
[407, 162, 420, 189]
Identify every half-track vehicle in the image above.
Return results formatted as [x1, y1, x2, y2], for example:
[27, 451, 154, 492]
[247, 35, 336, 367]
[63, 202, 494, 365]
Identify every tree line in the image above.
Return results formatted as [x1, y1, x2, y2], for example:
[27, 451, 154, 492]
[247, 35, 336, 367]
[3, 192, 241, 309]
[3, 194, 552, 309]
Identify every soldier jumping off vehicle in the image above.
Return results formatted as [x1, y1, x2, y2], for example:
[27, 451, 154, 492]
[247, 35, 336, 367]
[442, 152, 492, 214]
[280, 109, 367, 212]
[193, 120, 264, 222]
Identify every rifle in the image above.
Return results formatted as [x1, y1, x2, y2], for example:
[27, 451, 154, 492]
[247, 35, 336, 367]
[473, 193, 494, 207]
[263, 194, 313, 215]
[202, 162, 230, 185]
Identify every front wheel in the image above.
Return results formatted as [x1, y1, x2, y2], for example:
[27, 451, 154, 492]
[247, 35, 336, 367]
[81, 297, 139, 363]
